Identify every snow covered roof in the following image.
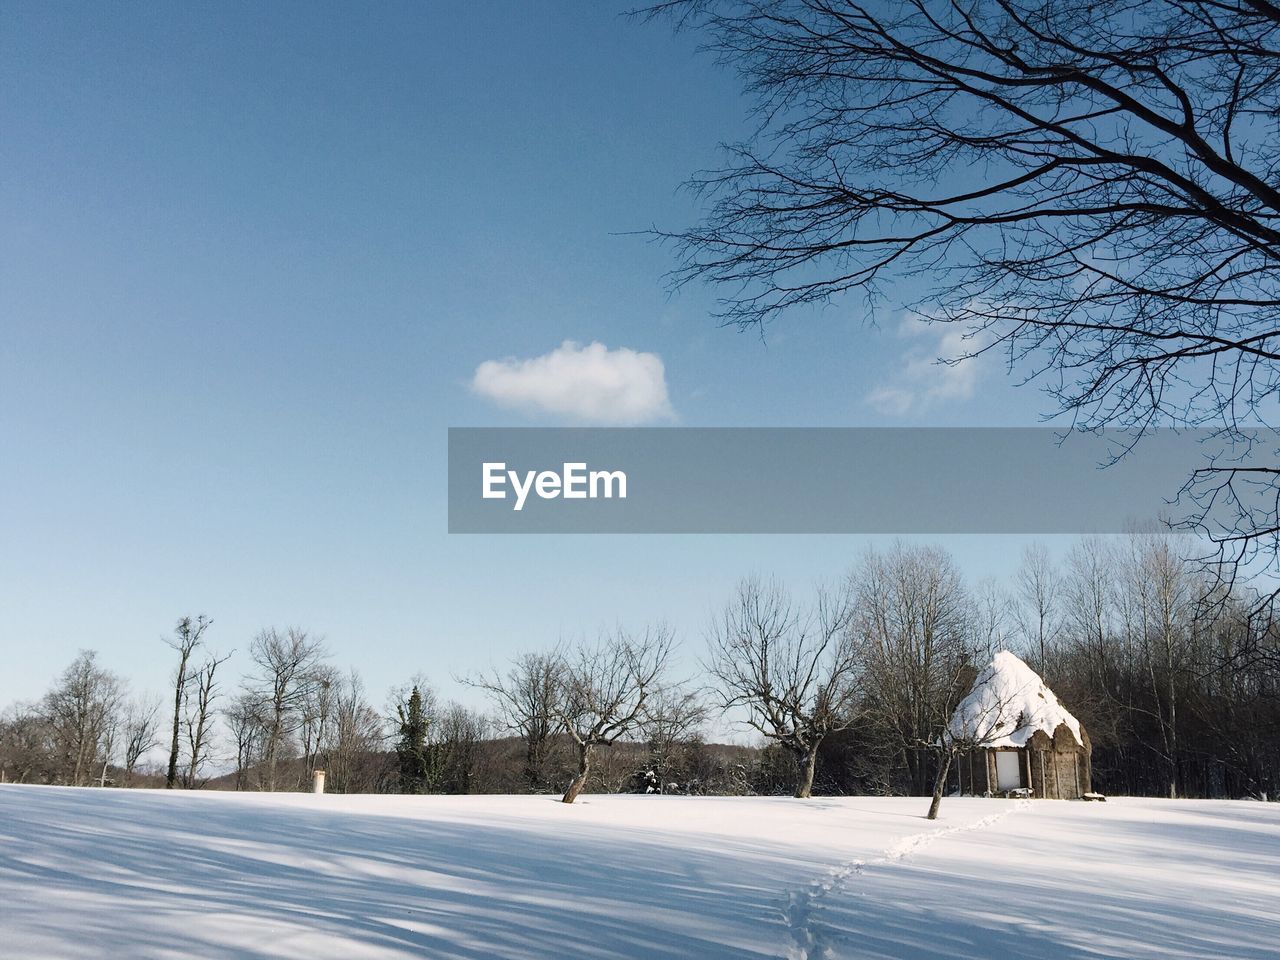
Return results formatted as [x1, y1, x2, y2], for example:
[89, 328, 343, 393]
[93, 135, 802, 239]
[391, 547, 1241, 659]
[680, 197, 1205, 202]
[946, 651, 1084, 748]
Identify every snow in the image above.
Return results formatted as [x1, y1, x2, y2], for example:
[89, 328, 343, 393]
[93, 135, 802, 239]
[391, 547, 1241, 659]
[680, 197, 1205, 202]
[946, 650, 1083, 748]
[1, 786, 1277, 959]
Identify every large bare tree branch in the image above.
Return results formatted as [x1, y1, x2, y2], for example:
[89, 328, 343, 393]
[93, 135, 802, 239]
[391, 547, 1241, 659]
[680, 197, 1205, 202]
[649, 0, 1280, 596]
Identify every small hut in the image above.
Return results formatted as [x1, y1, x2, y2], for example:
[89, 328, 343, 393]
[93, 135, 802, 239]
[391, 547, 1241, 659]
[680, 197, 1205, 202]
[947, 651, 1092, 799]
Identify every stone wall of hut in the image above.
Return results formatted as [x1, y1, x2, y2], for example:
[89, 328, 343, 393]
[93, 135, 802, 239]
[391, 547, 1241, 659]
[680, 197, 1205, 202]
[956, 722, 1091, 799]
[1026, 725, 1092, 799]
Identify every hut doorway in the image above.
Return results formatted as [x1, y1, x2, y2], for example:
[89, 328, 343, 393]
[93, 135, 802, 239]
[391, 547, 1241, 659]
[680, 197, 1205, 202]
[995, 751, 1023, 791]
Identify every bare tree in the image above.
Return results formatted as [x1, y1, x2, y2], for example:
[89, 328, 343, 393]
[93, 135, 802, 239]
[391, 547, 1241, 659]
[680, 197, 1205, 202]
[852, 544, 971, 795]
[705, 577, 859, 798]
[247, 628, 328, 791]
[433, 703, 492, 794]
[42, 650, 124, 786]
[1014, 544, 1061, 673]
[225, 692, 266, 791]
[321, 671, 387, 793]
[121, 696, 162, 786]
[1119, 531, 1199, 798]
[465, 651, 561, 790]
[0, 704, 55, 784]
[299, 664, 340, 776]
[927, 666, 1027, 820]
[181, 651, 232, 788]
[1063, 537, 1121, 692]
[640, 686, 708, 794]
[652, 0, 1280, 591]
[970, 579, 1013, 662]
[164, 616, 210, 789]
[96, 710, 121, 788]
[554, 627, 674, 804]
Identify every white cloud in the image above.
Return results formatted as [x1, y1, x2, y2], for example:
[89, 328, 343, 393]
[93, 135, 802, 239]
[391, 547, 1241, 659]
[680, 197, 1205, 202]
[472, 340, 676, 425]
[866, 317, 986, 417]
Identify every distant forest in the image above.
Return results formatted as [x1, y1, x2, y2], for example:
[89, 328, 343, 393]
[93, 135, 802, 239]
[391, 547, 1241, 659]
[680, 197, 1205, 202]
[3, 536, 1278, 803]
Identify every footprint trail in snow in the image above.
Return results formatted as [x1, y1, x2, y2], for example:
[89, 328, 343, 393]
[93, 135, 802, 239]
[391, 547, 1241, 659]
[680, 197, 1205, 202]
[782, 800, 1030, 960]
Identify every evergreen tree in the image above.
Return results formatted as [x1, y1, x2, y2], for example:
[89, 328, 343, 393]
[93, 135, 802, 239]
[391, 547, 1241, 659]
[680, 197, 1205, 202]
[396, 686, 431, 794]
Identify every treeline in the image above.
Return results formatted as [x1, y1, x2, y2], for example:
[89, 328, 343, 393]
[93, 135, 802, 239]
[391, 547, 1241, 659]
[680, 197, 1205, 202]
[2, 536, 1278, 801]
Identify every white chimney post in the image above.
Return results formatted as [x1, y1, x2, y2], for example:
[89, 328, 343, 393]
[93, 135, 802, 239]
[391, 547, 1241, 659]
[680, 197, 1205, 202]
[312, 769, 326, 795]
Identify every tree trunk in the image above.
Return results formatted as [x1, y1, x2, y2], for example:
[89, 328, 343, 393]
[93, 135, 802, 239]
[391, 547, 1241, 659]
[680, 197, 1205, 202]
[927, 751, 953, 820]
[264, 704, 285, 792]
[186, 708, 208, 789]
[72, 739, 85, 787]
[166, 649, 192, 789]
[794, 749, 818, 799]
[561, 743, 591, 803]
[524, 736, 545, 792]
[264, 735, 278, 792]
[1167, 672, 1179, 800]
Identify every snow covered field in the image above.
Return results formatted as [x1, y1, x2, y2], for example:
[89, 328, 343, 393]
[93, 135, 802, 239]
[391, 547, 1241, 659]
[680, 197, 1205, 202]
[0, 785, 1275, 959]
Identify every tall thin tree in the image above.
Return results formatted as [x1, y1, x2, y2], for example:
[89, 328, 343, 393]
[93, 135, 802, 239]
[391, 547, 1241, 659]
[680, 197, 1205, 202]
[164, 615, 210, 789]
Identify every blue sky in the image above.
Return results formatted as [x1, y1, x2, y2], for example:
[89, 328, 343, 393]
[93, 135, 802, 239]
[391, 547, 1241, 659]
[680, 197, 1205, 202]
[1, 3, 1052, 713]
